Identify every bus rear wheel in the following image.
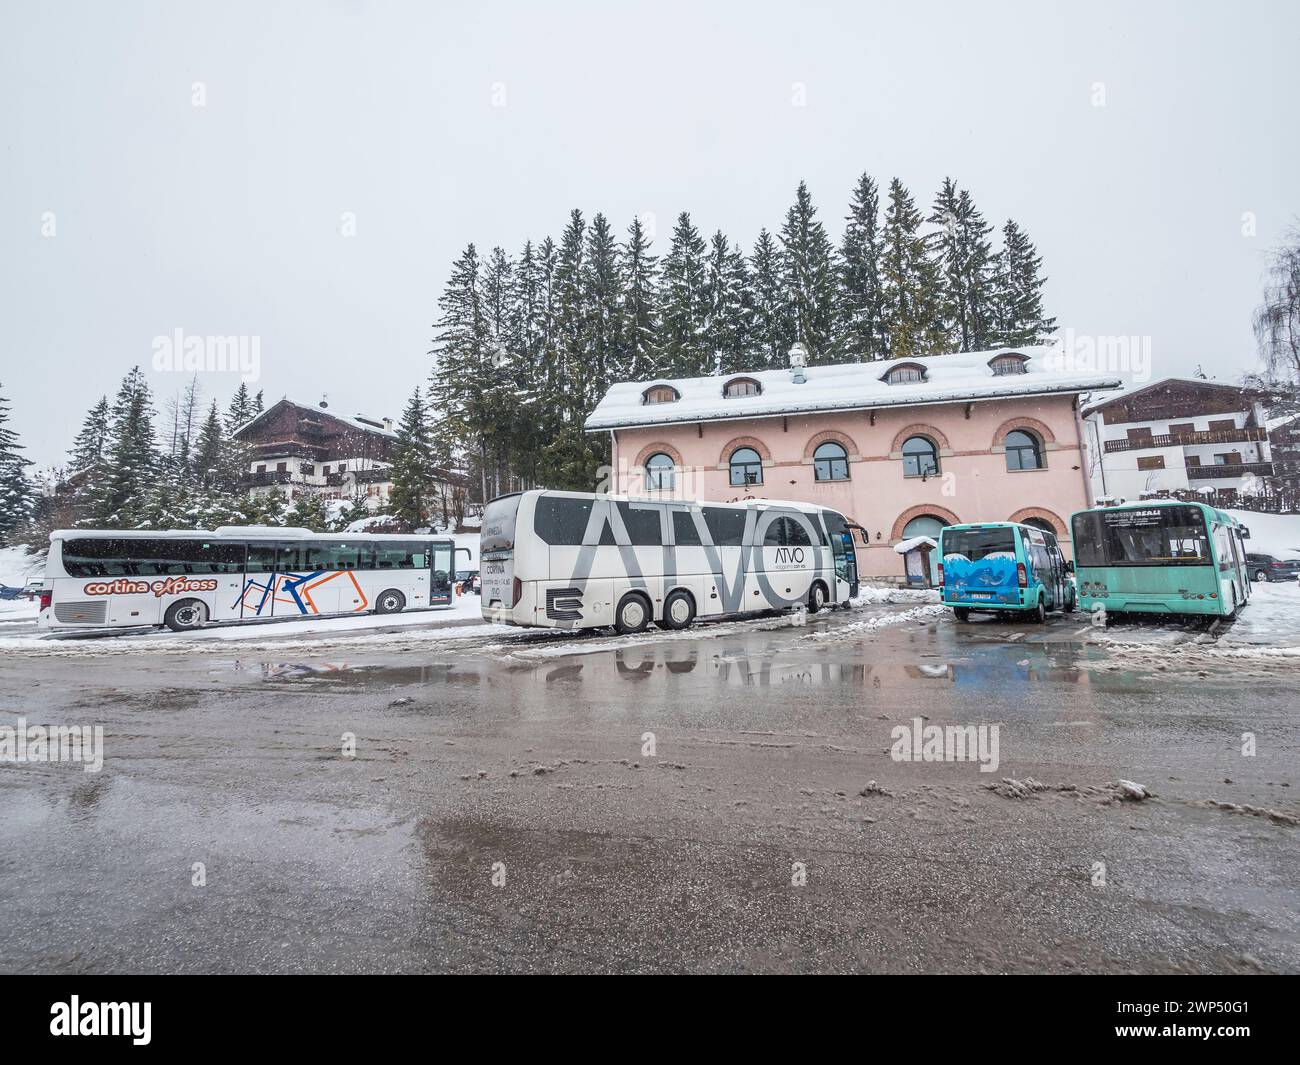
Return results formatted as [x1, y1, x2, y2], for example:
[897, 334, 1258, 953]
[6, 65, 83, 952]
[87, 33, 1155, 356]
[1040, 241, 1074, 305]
[164, 598, 209, 632]
[1029, 597, 1046, 624]
[953, 607, 970, 622]
[614, 593, 651, 635]
[375, 589, 406, 614]
[657, 590, 696, 631]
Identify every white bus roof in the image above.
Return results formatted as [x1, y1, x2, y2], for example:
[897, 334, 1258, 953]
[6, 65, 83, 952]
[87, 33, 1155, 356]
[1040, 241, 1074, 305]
[49, 528, 453, 542]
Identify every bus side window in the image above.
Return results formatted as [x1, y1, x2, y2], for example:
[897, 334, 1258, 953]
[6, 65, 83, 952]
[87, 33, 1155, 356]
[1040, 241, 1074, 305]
[672, 511, 702, 546]
[246, 543, 277, 574]
[535, 496, 594, 545]
[702, 507, 746, 547]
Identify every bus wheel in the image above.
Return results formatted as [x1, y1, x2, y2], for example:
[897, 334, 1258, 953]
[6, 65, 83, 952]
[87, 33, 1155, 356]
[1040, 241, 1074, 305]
[375, 589, 406, 614]
[953, 607, 970, 622]
[1030, 597, 1046, 624]
[659, 590, 695, 631]
[807, 582, 827, 614]
[164, 599, 209, 632]
[614, 593, 650, 635]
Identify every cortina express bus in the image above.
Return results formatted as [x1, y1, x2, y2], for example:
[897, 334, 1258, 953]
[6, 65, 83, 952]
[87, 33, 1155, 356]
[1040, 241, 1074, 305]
[479, 490, 861, 632]
[1070, 500, 1251, 619]
[39, 528, 461, 632]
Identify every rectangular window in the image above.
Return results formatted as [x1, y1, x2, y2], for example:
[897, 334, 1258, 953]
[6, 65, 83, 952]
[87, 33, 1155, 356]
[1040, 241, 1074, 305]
[703, 507, 748, 546]
[616, 502, 663, 545]
[534, 495, 594, 546]
[1136, 455, 1165, 471]
[1214, 453, 1243, 465]
[1126, 427, 1154, 444]
[61, 538, 246, 577]
[1072, 506, 1210, 567]
[301, 464, 316, 476]
[1168, 422, 1194, 436]
[1208, 419, 1236, 432]
[373, 541, 425, 569]
[246, 542, 278, 574]
[1185, 454, 1201, 467]
[940, 527, 1016, 562]
[276, 462, 287, 473]
[672, 510, 703, 546]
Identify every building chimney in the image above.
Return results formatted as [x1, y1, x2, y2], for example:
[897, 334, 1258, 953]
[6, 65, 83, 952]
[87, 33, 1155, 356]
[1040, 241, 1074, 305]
[319, 393, 329, 409]
[382, 417, 393, 432]
[788, 342, 809, 384]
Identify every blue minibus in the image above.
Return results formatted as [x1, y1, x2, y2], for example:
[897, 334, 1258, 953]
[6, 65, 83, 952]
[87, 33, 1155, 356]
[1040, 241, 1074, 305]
[939, 521, 1076, 623]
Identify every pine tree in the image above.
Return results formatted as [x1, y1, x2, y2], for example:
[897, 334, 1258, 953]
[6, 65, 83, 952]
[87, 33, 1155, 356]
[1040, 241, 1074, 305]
[835, 173, 887, 361]
[880, 178, 946, 358]
[286, 492, 330, 532]
[583, 213, 623, 410]
[429, 244, 508, 505]
[89, 367, 158, 528]
[191, 400, 226, 489]
[389, 386, 436, 529]
[749, 228, 790, 368]
[226, 382, 256, 431]
[658, 212, 710, 377]
[990, 219, 1056, 347]
[618, 216, 659, 383]
[928, 179, 997, 352]
[704, 231, 753, 374]
[0, 384, 34, 544]
[778, 181, 838, 360]
[68, 396, 111, 473]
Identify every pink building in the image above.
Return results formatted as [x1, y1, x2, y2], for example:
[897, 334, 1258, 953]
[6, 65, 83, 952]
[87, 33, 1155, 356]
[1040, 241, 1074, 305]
[585, 346, 1120, 581]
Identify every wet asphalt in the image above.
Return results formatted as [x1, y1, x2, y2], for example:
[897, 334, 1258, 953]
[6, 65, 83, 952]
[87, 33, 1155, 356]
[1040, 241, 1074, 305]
[1, 604, 1297, 974]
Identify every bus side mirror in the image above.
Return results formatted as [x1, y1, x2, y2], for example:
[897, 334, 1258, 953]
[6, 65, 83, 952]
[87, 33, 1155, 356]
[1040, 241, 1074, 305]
[1240, 527, 1250, 540]
[1065, 560, 1075, 574]
[455, 547, 473, 560]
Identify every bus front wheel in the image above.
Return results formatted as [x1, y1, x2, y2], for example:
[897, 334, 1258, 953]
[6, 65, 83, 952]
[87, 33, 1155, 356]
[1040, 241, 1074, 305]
[164, 598, 209, 632]
[1029, 597, 1046, 624]
[657, 590, 695, 631]
[807, 582, 827, 614]
[614, 593, 651, 635]
[375, 589, 406, 614]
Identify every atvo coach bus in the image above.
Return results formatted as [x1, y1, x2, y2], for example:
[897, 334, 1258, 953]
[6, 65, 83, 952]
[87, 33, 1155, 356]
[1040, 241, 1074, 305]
[39, 528, 459, 632]
[479, 490, 861, 632]
[1070, 500, 1251, 619]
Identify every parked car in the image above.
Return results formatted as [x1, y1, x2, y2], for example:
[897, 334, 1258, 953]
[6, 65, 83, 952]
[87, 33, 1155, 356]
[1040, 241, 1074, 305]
[21, 577, 42, 600]
[455, 569, 480, 596]
[1245, 552, 1300, 583]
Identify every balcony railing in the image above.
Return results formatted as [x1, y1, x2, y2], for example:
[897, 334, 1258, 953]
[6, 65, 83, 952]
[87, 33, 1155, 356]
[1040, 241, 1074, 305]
[1186, 462, 1275, 481]
[1102, 426, 1267, 453]
[324, 468, 390, 486]
[241, 471, 307, 487]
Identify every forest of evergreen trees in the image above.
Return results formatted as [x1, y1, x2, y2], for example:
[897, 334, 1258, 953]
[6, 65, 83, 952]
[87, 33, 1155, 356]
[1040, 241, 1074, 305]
[427, 174, 1056, 502]
[0, 174, 1058, 548]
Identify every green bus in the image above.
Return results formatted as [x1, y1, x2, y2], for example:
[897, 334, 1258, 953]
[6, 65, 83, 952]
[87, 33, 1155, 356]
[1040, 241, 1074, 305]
[1070, 500, 1251, 619]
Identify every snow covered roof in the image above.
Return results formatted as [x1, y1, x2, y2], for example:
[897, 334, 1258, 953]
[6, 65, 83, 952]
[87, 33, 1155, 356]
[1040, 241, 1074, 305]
[1080, 377, 1254, 416]
[584, 346, 1121, 432]
[231, 397, 397, 440]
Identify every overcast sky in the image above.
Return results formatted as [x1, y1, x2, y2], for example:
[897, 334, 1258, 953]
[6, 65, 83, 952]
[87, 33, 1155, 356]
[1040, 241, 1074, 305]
[2, 0, 1296, 467]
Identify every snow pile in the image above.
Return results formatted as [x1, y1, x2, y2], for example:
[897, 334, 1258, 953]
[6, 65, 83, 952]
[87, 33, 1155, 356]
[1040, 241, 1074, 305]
[811, 603, 947, 640]
[893, 535, 936, 554]
[850, 584, 940, 606]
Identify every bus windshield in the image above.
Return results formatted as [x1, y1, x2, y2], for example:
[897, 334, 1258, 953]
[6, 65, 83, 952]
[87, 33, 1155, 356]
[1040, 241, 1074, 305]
[941, 526, 1016, 562]
[481, 494, 522, 555]
[1072, 506, 1211, 567]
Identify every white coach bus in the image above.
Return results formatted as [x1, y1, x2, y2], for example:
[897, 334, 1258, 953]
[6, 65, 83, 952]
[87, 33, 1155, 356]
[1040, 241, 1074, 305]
[480, 490, 861, 633]
[38, 528, 460, 632]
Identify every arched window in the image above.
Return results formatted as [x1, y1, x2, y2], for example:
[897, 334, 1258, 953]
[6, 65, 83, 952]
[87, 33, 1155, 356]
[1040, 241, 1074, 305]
[813, 441, 849, 481]
[902, 515, 946, 541]
[644, 452, 675, 490]
[901, 435, 939, 478]
[723, 377, 761, 398]
[1005, 429, 1043, 471]
[882, 363, 927, 385]
[989, 353, 1029, 376]
[729, 447, 763, 486]
[642, 385, 680, 405]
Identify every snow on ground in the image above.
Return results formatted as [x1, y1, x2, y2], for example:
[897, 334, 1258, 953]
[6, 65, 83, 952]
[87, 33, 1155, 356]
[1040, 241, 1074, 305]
[850, 583, 940, 606]
[810, 603, 949, 641]
[0, 545, 42, 621]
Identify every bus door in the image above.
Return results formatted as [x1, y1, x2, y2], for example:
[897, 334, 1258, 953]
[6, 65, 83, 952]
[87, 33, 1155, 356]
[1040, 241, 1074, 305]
[822, 512, 860, 600]
[208, 540, 249, 622]
[429, 541, 454, 605]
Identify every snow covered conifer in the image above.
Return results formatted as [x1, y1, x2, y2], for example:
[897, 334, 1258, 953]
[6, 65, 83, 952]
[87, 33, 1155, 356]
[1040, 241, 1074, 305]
[389, 386, 436, 529]
[778, 181, 838, 360]
[91, 366, 158, 528]
[658, 212, 710, 378]
[749, 228, 790, 368]
[881, 178, 946, 358]
[0, 383, 34, 544]
[990, 219, 1056, 347]
[835, 173, 887, 361]
[618, 216, 659, 384]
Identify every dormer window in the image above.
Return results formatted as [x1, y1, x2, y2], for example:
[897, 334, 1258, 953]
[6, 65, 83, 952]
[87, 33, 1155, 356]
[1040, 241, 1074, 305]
[990, 353, 1029, 376]
[723, 377, 761, 398]
[642, 384, 680, 405]
[882, 363, 927, 385]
